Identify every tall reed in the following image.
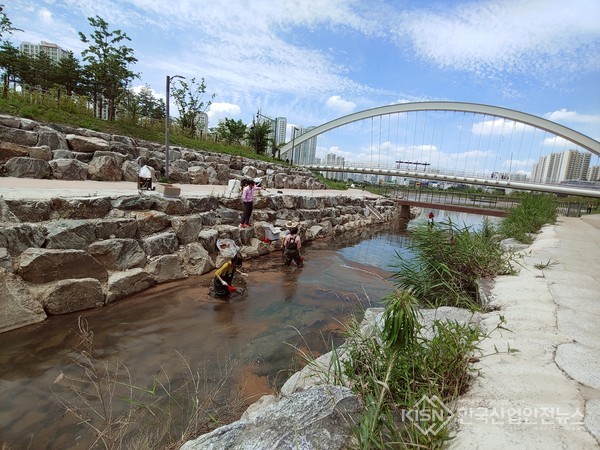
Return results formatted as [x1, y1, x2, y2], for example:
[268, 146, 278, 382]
[390, 218, 514, 309]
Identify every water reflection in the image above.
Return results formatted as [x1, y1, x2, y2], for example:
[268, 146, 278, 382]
[0, 213, 492, 448]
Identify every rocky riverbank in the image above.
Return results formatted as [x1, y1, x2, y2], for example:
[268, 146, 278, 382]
[0, 189, 400, 334]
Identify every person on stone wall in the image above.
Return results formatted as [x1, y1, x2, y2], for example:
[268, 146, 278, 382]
[213, 254, 244, 299]
[240, 179, 267, 228]
[283, 225, 303, 268]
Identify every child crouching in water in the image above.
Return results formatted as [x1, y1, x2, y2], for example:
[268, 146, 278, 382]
[213, 254, 243, 299]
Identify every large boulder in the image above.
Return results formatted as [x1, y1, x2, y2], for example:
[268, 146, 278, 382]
[49, 158, 89, 180]
[181, 385, 362, 450]
[18, 248, 108, 283]
[0, 268, 46, 333]
[44, 220, 97, 250]
[39, 278, 105, 314]
[0, 141, 29, 163]
[146, 254, 185, 283]
[0, 223, 46, 256]
[66, 134, 110, 153]
[5, 157, 52, 179]
[106, 268, 154, 303]
[88, 238, 147, 270]
[87, 154, 123, 181]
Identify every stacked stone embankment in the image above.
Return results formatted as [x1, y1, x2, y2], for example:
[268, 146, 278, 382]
[0, 113, 326, 189]
[0, 189, 399, 334]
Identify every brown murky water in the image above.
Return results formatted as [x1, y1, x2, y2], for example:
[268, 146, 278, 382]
[0, 225, 405, 449]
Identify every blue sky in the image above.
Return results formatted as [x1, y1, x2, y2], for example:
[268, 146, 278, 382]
[8, 0, 600, 170]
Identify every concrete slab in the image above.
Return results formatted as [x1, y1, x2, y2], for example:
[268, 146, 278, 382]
[451, 215, 600, 448]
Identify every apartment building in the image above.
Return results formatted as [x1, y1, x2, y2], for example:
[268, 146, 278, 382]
[531, 149, 591, 184]
[19, 41, 70, 63]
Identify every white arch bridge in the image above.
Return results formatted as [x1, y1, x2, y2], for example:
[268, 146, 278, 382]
[279, 102, 600, 198]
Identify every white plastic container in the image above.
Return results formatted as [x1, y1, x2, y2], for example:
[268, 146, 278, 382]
[264, 224, 281, 241]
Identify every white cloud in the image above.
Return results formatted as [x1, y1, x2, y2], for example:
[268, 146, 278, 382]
[545, 109, 600, 125]
[38, 8, 54, 25]
[325, 96, 357, 116]
[207, 102, 242, 124]
[471, 118, 530, 135]
[543, 135, 572, 148]
[393, 0, 600, 79]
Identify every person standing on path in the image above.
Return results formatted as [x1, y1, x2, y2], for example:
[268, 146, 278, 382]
[283, 226, 303, 268]
[427, 211, 435, 227]
[240, 179, 267, 228]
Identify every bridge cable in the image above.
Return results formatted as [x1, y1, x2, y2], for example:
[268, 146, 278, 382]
[455, 111, 467, 175]
[506, 120, 517, 177]
[370, 117, 373, 167]
[493, 117, 507, 176]
[411, 111, 418, 165]
[474, 114, 486, 178]
[429, 110, 437, 175]
[437, 110, 446, 175]
[526, 125, 536, 181]
[483, 115, 495, 177]
[462, 112, 476, 176]
[395, 112, 401, 170]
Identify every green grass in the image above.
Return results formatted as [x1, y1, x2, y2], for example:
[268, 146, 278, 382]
[0, 91, 349, 190]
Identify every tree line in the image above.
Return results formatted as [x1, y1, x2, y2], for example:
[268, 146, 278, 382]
[0, 5, 279, 156]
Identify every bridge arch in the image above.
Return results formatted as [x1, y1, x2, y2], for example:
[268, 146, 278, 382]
[280, 101, 600, 158]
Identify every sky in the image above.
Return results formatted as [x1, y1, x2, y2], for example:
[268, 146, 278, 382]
[7, 0, 600, 171]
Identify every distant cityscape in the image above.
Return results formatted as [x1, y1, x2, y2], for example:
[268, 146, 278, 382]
[18, 40, 600, 189]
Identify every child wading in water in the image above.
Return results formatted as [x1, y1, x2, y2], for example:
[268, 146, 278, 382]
[213, 254, 243, 299]
[283, 226, 303, 268]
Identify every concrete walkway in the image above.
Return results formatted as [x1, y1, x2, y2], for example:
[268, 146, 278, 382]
[0, 177, 372, 200]
[451, 215, 600, 448]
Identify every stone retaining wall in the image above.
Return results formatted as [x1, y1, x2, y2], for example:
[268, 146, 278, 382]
[0, 190, 399, 334]
[0, 114, 326, 190]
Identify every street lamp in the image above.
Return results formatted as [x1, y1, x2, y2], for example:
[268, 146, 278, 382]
[291, 126, 300, 165]
[256, 111, 278, 157]
[165, 74, 185, 179]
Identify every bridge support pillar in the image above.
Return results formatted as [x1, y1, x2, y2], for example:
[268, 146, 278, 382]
[399, 204, 412, 220]
[396, 204, 412, 231]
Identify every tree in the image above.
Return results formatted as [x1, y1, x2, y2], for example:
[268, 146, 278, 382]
[79, 16, 138, 120]
[171, 77, 215, 137]
[0, 4, 22, 41]
[216, 118, 247, 144]
[0, 41, 20, 96]
[246, 118, 272, 154]
[137, 84, 164, 120]
[55, 52, 85, 96]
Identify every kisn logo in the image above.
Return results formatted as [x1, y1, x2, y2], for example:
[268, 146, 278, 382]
[402, 395, 454, 436]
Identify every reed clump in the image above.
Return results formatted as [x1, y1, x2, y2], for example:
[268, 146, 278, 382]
[390, 217, 515, 310]
[499, 193, 558, 244]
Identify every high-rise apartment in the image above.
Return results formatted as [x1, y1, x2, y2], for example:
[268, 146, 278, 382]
[531, 149, 591, 184]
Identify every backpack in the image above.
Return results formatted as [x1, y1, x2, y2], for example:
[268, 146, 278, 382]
[286, 236, 298, 250]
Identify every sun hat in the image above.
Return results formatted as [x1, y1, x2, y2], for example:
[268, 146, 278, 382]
[285, 220, 298, 228]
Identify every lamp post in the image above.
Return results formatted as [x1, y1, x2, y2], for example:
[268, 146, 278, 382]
[165, 74, 185, 179]
[256, 111, 278, 158]
[291, 126, 300, 165]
